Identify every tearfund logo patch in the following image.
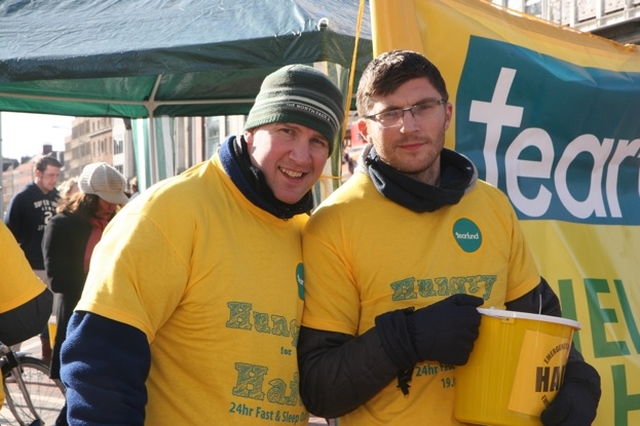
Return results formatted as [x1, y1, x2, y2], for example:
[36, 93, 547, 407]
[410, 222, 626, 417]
[296, 263, 305, 301]
[453, 218, 482, 253]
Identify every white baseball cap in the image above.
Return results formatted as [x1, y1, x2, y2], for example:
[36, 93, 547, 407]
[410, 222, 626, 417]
[78, 162, 129, 205]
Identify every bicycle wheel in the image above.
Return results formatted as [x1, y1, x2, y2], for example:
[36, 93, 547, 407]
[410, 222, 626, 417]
[2, 356, 66, 426]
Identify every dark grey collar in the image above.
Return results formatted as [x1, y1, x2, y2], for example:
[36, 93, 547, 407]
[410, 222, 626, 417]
[362, 144, 477, 212]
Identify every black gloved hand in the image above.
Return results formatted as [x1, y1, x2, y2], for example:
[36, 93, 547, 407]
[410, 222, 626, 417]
[375, 294, 483, 370]
[540, 361, 601, 426]
[408, 294, 483, 365]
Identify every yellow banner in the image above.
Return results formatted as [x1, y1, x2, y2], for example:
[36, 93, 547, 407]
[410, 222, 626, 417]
[370, 0, 640, 424]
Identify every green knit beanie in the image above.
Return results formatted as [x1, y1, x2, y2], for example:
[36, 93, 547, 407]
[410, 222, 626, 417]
[244, 65, 345, 156]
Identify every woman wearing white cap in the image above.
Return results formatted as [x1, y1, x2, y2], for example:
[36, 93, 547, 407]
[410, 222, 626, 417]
[42, 162, 128, 426]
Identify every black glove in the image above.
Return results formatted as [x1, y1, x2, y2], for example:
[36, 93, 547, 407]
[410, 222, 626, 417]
[540, 361, 601, 426]
[409, 294, 483, 365]
[375, 294, 483, 369]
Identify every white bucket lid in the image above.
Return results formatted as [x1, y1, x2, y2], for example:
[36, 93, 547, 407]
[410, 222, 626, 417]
[477, 307, 581, 330]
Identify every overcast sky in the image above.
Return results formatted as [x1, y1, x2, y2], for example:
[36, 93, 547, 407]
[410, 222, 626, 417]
[0, 112, 75, 160]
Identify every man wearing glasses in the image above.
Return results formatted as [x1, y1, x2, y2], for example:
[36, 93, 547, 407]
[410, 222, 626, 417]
[297, 50, 600, 425]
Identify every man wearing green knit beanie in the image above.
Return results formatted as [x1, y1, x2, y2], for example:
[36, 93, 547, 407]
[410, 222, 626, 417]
[60, 64, 346, 425]
[245, 64, 345, 157]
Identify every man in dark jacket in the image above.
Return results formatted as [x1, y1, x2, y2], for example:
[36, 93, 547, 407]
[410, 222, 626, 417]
[4, 155, 61, 363]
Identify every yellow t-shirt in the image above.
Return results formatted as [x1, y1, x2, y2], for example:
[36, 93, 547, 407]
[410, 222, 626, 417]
[76, 156, 310, 425]
[0, 222, 47, 407]
[302, 171, 540, 426]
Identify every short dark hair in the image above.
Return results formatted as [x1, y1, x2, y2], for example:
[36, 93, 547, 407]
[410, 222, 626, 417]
[35, 155, 62, 172]
[356, 50, 449, 117]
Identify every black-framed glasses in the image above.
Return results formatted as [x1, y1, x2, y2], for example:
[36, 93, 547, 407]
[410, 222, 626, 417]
[365, 99, 447, 128]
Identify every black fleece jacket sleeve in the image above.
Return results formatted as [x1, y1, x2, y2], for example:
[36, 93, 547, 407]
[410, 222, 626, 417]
[0, 288, 52, 346]
[298, 326, 398, 418]
[505, 276, 561, 316]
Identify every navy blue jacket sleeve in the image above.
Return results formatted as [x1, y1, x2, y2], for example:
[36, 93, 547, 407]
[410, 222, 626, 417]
[61, 311, 150, 426]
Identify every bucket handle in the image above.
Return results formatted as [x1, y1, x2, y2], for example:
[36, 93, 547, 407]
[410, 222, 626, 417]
[538, 294, 542, 315]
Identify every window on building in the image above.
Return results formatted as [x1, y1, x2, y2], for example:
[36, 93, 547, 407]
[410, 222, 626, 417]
[114, 138, 124, 155]
[525, 0, 541, 16]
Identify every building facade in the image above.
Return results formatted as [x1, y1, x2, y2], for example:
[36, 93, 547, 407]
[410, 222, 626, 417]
[493, 0, 640, 44]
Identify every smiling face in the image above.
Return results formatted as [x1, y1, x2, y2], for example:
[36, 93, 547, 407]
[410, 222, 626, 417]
[358, 77, 452, 186]
[244, 122, 330, 205]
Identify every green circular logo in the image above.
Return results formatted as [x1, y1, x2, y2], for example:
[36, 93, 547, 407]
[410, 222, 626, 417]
[452, 218, 482, 253]
[296, 263, 305, 300]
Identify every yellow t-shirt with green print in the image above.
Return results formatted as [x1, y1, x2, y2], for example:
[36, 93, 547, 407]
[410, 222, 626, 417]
[0, 222, 46, 314]
[302, 171, 540, 426]
[76, 156, 310, 425]
[0, 222, 47, 408]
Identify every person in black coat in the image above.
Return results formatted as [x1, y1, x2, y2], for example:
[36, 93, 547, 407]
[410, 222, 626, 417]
[43, 162, 129, 377]
[42, 162, 128, 426]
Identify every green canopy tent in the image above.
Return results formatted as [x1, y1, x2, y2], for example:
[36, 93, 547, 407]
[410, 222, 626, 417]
[0, 0, 372, 191]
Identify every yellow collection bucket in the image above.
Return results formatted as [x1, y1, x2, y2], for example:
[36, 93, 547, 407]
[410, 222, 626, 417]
[48, 316, 58, 350]
[454, 308, 580, 426]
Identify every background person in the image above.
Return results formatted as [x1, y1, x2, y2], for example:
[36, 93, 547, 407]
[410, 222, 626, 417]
[0, 221, 53, 409]
[297, 50, 601, 426]
[128, 175, 139, 200]
[43, 162, 128, 426]
[4, 154, 61, 361]
[60, 65, 345, 425]
[57, 177, 79, 205]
